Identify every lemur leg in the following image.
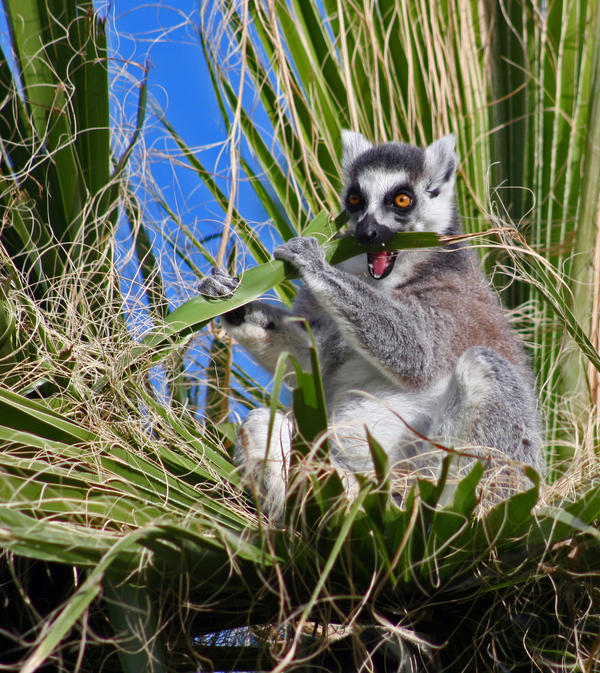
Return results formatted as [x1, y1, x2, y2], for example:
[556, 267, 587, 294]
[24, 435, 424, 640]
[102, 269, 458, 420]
[236, 408, 361, 517]
[431, 346, 542, 472]
[235, 408, 294, 518]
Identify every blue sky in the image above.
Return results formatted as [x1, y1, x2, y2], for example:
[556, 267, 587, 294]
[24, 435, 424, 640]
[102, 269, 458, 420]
[0, 0, 272, 290]
[113, 2, 213, 146]
[111, 1, 267, 259]
[110, 0, 276, 407]
[111, 0, 223, 259]
[112, 1, 217, 211]
[0, 1, 276, 406]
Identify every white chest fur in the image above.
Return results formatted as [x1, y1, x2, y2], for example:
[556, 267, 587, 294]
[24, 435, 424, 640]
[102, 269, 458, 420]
[323, 354, 450, 471]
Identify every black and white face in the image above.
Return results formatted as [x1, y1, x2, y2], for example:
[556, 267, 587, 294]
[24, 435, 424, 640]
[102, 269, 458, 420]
[340, 131, 459, 279]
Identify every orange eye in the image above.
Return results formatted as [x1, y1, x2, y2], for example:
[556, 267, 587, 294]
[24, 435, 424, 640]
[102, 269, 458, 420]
[393, 193, 412, 208]
[347, 193, 362, 206]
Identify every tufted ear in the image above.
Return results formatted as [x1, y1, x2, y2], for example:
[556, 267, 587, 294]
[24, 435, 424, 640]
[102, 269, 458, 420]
[341, 130, 373, 175]
[424, 134, 459, 192]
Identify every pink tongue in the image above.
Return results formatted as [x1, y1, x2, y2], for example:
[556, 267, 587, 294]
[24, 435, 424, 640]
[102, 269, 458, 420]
[371, 252, 389, 277]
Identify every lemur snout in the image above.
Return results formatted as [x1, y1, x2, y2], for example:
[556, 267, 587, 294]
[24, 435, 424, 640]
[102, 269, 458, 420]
[356, 213, 393, 246]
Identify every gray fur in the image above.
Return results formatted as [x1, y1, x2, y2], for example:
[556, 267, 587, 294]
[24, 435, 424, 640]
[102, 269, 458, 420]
[341, 129, 373, 174]
[198, 132, 543, 517]
[198, 266, 239, 298]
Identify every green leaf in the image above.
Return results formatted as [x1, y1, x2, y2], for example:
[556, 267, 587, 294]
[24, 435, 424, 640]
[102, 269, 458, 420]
[476, 468, 540, 548]
[3, 0, 57, 138]
[291, 328, 328, 456]
[141, 226, 440, 352]
[104, 576, 167, 673]
[0, 386, 96, 443]
[20, 526, 161, 673]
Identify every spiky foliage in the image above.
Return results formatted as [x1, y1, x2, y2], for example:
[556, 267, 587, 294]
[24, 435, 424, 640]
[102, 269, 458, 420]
[0, 1, 600, 672]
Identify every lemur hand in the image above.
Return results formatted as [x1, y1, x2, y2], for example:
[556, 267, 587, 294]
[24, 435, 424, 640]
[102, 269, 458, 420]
[198, 266, 240, 298]
[273, 236, 327, 274]
[197, 267, 245, 326]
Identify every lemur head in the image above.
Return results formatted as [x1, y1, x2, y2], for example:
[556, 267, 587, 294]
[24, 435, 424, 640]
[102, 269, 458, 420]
[341, 130, 459, 279]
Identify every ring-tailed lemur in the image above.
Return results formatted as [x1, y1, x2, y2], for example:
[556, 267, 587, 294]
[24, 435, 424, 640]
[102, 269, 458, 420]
[199, 131, 542, 516]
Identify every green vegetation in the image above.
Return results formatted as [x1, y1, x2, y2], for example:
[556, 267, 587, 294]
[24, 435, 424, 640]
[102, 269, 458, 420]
[0, 0, 599, 671]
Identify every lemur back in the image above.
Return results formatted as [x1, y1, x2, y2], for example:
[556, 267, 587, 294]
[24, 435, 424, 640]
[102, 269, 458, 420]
[199, 131, 542, 516]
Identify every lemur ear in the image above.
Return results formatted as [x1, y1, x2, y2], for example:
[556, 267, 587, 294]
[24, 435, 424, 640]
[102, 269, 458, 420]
[424, 134, 459, 190]
[341, 130, 373, 174]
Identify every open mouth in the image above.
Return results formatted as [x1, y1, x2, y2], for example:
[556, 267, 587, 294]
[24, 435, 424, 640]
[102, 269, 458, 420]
[367, 251, 398, 280]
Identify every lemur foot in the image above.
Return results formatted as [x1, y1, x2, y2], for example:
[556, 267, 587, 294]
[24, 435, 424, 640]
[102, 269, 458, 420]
[198, 266, 240, 298]
[273, 236, 327, 274]
[236, 408, 293, 519]
[197, 267, 245, 325]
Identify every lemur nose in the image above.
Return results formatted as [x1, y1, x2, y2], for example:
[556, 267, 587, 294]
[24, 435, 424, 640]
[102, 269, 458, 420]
[356, 214, 391, 246]
[356, 214, 377, 244]
[362, 228, 377, 242]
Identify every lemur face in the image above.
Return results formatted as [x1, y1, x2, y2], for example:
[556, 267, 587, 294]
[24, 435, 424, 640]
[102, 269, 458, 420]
[341, 131, 459, 279]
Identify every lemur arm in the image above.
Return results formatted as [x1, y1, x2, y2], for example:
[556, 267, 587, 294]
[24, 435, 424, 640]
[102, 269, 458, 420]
[274, 236, 435, 385]
[198, 267, 312, 375]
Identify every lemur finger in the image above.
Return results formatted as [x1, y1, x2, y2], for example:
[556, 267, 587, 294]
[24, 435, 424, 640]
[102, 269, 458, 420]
[273, 236, 326, 271]
[197, 266, 240, 298]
